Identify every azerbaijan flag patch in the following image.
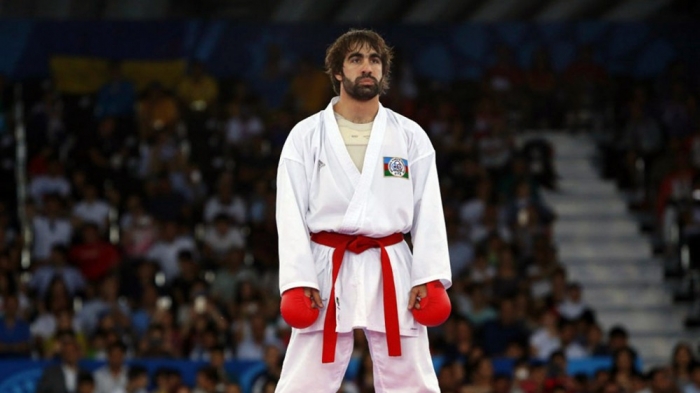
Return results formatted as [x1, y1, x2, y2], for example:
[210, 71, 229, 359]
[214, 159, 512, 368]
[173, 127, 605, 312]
[383, 157, 409, 179]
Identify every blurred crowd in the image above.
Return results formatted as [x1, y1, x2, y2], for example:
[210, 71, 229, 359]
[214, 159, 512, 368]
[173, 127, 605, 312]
[0, 41, 698, 393]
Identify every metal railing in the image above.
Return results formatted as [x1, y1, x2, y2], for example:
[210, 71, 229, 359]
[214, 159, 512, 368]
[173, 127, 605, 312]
[14, 83, 32, 269]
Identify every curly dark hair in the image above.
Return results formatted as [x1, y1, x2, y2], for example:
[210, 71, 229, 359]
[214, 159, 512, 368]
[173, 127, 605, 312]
[324, 29, 393, 95]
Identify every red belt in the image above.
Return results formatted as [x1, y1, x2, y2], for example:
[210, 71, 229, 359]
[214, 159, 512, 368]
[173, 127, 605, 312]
[310, 231, 404, 363]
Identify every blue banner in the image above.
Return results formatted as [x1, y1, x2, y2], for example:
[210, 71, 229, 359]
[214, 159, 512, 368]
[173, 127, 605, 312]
[0, 356, 625, 393]
[0, 21, 695, 81]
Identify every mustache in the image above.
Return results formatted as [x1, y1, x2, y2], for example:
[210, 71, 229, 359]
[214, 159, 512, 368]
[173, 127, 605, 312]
[355, 75, 378, 83]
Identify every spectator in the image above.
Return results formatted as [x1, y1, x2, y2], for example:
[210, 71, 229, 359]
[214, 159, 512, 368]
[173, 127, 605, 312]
[145, 175, 188, 223]
[72, 184, 111, 231]
[29, 245, 86, 298]
[137, 82, 180, 138]
[530, 311, 561, 362]
[36, 332, 89, 393]
[203, 174, 247, 224]
[209, 345, 235, 387]
[120, 195, 158, 260]
[465, 283, 497, 327]
[78, 372, 96, 393]
[558, 319, 588, 360]
[224, 102, 265, 148]
[0, 293, 30, 357]
[234, 313, 281, 361]
[152, 368, 173, 393]
[93, 341, 129, 393]
[146, 220, 196, 283]
[648, 367, 681, 393]
[69, 223, 121, 281]
[203, 214, 245, 261]
[170, 251, 201, 306]
[137, 323, 176, 358]
[30, 281, 81, 349]
[193, 365, 219, 393]
[585, 323, 609, 357]
[611, 347, 641, 393]
[29, 159, 72, 205]
[31, 194, 72, 262]
[671, 342, 697, 389]
[607, 326, 637, 356]
[78, 275, 131, 335]
[79, 117, 128, 187]
[557, 282, 592, 322]
[177, 61, 219, 115]
[95, 61, 136, 121]
[287, 57, 332, 116]
[129, 283, 160, 338]
[447, 219, 475, 278]
[481, 297, 530, 357]
[210, 248, 254, 304]
[250, 345, 283, 393]
[685, 363, 700, 393]
[463, 356, 495, 393]
[125, 365, 150, 393]
[437, 360, 463, 393]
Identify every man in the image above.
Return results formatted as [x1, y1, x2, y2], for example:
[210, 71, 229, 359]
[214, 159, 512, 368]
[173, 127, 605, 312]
[684, 362, 700, 393]
[0, 293, 31, 357]
[93, 341, 129, 393]
[193, 365, 219, 393]
[480, 297, 530, 357]
[275, 29, 452, 392]
[36, 331, 88, 393]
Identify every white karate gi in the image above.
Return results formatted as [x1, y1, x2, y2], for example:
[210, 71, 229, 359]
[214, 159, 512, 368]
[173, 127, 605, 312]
[275, 98, 452, 392]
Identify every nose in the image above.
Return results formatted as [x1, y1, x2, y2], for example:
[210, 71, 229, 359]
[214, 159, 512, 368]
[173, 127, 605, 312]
[360, 59, 373, 74]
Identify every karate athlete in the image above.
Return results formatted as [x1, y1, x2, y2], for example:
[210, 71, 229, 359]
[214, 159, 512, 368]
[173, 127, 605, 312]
[275, 29, 452, 393]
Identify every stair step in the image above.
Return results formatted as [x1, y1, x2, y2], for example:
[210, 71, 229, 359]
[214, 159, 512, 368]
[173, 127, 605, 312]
[562, 256, 659, 266]
[555, 219, 639, 238]
[557, 179, 618, 195]
[566, 264, 662, 284]
[555, 232, 649, 245]
[628, 335, 698, 364]
[559, 242, 651, 260]
[567, 265, 663, 285]
[550, 199, 628, 215]
[596, 309, 686, 334]
[584, 287, 670, 308]
[525, 133, 690, 369]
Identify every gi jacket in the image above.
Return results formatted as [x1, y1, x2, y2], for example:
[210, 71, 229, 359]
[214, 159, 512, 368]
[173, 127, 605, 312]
[276, 98, 452, 336]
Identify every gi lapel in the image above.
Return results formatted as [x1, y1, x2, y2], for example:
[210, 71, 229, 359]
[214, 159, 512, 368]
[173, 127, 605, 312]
[339, 104, 388, 233]
[323, 98, 361, 183]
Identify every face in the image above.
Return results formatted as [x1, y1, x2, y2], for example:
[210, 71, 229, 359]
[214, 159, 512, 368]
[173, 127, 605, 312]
[336, 44, 383, 101]
[674, 345, 692, 365]
[61, 338, 81, 365]
[107, 347, 125, 368]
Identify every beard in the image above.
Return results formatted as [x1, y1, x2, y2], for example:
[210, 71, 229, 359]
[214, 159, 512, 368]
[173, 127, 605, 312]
[342, 74, 382, 101]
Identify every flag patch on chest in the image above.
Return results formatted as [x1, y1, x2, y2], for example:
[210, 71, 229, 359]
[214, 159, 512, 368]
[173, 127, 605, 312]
[383, 157, 409, 179]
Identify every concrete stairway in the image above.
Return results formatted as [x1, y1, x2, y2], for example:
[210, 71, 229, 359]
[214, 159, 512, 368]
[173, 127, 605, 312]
[530, 132, 695, 368]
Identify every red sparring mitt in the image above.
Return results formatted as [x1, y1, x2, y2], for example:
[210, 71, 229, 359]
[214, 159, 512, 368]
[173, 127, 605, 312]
[280, 287, 320, 329]
[412, 280, 451, 327]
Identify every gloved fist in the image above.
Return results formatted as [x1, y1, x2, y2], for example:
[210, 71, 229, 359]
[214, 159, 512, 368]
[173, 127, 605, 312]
[411, 281, 451, 327]
[280, 287, 320, 329]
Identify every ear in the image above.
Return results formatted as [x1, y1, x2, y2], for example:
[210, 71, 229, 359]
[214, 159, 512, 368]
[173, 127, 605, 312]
[334, 73, 343, 82]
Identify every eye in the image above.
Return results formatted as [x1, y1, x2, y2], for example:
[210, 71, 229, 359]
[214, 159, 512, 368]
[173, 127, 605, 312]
[371, 57, 381, 64]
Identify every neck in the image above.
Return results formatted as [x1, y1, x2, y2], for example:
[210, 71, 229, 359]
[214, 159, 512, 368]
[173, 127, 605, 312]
[334, 92, 379, 124]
